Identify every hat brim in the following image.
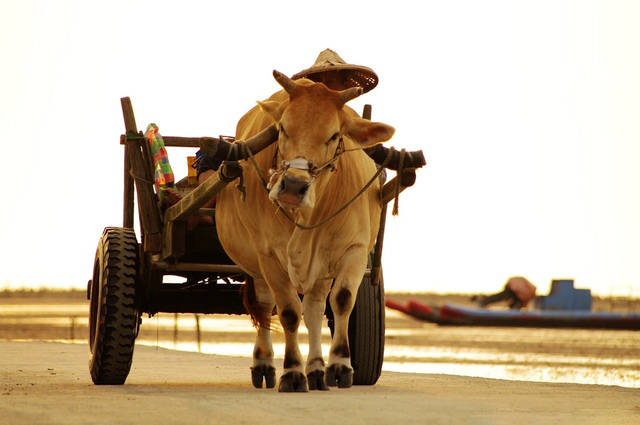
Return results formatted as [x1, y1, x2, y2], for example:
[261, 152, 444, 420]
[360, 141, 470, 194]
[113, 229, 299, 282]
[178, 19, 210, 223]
[292, 64, 378, 93]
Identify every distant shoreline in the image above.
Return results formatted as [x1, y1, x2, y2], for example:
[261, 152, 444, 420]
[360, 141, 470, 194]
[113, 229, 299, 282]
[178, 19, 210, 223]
[1, 288, 638, 311]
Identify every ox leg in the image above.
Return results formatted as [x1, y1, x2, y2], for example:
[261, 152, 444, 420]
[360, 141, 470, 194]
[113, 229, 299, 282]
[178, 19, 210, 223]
[258, 257, 307, 392]
[249, 278, 276, 389]
[326, 246, 367, 388]
[275, 290, 307, 392]
[303, 279, 332, 391]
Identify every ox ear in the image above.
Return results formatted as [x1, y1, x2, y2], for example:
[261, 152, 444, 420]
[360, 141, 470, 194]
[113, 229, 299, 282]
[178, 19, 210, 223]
[257, 100, 285, 122]
[345, 117, 395, 148]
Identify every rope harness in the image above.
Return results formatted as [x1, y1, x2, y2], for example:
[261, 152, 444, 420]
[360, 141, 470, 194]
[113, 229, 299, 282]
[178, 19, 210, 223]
[266, 137, 346, 191]
[239, 138, 397, 230]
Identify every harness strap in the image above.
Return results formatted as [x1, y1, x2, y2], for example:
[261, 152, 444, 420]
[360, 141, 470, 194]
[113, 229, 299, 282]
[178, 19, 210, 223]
[246, 145, 395, 231]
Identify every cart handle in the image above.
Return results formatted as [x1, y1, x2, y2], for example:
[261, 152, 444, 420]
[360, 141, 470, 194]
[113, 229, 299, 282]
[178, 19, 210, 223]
[198, 125, 279, 162]
[123, 125, 426, 171]
[198, 127, 426, 171]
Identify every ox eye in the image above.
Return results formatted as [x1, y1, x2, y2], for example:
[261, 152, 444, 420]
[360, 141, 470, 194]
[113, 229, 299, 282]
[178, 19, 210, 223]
[326, 132, 339, 144]
[279, 125, 288, 138]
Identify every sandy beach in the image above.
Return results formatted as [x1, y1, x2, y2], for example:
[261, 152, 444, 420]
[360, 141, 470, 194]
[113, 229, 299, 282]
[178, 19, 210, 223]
[1, 340, 639, 425]
[1, 291, 639, 424]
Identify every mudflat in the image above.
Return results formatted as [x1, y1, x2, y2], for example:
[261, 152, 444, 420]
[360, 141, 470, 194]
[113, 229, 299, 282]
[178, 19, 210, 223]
[1, 341, 639, 425]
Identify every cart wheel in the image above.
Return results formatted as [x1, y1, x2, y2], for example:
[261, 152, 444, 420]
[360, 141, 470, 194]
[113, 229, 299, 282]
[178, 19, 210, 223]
[89, 227, 140, 385]
[348, 270, 385, 385]
[326, 266, 386, 386]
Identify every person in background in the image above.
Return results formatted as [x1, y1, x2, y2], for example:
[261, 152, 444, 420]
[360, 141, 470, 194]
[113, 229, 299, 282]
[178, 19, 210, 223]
[473, 276, 537, 310]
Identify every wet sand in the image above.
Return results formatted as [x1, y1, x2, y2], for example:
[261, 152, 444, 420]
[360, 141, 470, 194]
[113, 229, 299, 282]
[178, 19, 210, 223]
[1, 291, 640, 388]
[1, 340, 639, 425]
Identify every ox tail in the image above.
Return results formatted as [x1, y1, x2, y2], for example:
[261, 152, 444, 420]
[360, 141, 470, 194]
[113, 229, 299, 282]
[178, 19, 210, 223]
[242, 276, 275, 330]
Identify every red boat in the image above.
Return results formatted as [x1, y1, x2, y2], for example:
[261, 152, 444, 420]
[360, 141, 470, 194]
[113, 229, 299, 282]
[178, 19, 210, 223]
[386, 299, 640, 330]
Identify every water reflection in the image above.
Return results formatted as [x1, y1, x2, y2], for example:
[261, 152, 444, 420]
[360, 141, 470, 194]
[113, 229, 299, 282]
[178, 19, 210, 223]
[130, 338, 640, 388]
[2, 304, 639, 388]
[382, 362, 640, 388]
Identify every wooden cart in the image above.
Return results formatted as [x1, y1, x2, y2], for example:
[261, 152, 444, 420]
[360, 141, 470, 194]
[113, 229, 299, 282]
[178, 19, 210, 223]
[88, 97, 424, 386]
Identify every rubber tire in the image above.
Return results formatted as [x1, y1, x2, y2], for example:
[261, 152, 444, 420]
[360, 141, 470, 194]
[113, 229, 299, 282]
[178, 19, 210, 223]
[348, 271, 386, 385]
[327, 267, 386, 386]
[89, 227, 139, 385]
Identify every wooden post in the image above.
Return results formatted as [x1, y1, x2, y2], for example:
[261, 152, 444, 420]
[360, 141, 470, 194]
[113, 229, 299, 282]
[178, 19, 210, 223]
[364, 103, 384, 286]
[123, 143, 134, 228]
[362, 104, 372, 120]
[162, 219, 186, 261]
[121, 97, 137, 133]
[69, 317, 76, 341]
[120, 97, 163, 252]
[195, 314, 201, 353]
[173, 313, 179, 346]
[122, 97, 136, 229]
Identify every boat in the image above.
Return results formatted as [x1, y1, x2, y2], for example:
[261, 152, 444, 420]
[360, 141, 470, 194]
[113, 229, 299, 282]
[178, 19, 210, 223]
[386, 280, 640, 330]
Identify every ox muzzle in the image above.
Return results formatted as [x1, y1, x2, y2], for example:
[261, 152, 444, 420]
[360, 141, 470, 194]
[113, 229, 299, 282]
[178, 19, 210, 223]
[268, 158, 316, 209]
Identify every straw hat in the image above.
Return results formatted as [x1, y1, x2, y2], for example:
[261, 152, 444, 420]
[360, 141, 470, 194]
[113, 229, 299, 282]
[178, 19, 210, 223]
[292, 49, 378, 93]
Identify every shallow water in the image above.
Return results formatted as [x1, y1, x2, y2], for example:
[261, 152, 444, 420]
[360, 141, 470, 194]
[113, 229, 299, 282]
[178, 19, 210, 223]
[2, 304, 639, 388]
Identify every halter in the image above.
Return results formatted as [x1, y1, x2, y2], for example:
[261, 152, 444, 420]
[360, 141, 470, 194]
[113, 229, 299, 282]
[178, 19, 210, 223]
[239, 132, 396, 231]
[267, 137, 346, 190]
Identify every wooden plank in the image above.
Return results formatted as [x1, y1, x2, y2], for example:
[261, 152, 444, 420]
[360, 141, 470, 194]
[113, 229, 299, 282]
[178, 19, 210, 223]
[118, 125, 278, 157]
[380, 168, 416, 205]
[121, 135, 208, 148]
[163, 136, 207, 148]
[195, 208, 215, 216]
[152, 261, 244, 274]
[163, 163, 242, 224]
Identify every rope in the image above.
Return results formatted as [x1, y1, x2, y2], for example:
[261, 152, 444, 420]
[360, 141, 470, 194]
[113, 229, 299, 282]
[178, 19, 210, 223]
[129, 169, 154, 185]
[242, 142, 270, 189]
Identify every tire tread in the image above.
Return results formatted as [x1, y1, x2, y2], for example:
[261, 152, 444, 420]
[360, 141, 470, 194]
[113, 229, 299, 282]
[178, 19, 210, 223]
[89, 227, 139, 385]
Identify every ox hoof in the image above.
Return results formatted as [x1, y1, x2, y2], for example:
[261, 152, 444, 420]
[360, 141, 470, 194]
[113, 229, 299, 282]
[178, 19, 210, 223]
[325, 364, 353, 388]
[307, 370, 329, 391]
[251, 365, 276, 389]
[278, 371, 308, 393]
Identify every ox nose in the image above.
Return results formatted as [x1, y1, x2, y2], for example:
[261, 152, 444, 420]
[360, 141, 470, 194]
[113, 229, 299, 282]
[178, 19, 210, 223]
[281, 175, 309, 198]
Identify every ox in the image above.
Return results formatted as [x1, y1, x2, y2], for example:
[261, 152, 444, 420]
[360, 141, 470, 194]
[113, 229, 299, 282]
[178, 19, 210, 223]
[215, 70, 394, 392]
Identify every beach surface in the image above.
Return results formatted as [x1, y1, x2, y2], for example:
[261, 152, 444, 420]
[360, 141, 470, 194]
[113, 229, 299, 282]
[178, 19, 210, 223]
[1, 292, 640, 424]
[1, 340, 639, 425]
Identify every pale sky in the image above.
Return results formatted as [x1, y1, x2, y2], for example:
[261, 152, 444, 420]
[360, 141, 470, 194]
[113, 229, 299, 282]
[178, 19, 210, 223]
[2, 0, 639, 296]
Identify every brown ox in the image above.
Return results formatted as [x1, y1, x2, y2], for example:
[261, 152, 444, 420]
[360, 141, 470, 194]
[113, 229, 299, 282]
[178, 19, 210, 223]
[215, 71, 394, 392]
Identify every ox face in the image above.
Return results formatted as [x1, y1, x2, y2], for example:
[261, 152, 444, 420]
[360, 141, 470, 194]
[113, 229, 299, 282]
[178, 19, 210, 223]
[260, 71, 395, 210]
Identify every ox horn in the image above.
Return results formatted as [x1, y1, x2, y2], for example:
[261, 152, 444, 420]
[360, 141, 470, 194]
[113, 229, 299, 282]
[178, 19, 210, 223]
[339, 86, 364, 104]
[273, 70, 297, 94]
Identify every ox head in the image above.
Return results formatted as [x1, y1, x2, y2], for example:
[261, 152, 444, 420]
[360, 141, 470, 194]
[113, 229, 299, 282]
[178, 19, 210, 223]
[260, 70, 395, 210]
